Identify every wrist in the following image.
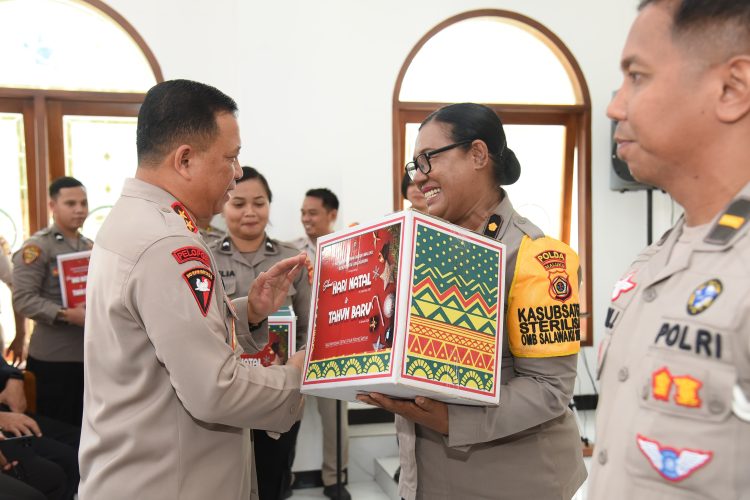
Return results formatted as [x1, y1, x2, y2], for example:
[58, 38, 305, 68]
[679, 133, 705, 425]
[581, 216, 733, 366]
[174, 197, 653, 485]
[248, 317, 267, 332]
[55, 308, 68, 324]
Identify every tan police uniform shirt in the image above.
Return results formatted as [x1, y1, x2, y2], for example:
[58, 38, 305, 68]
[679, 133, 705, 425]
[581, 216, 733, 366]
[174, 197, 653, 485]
[11, 224, 93, 362]
[211, 234, 309, 350]
[590, 182, 750, 500]
[78, 178, 304, 500]
[200, 223, 226, 248]
[396, 194, 587, 500]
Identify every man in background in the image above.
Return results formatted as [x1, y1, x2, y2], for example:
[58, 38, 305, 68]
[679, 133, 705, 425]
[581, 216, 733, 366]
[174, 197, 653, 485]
[12, 177, 91, 427]
[292, 188, 350, 500]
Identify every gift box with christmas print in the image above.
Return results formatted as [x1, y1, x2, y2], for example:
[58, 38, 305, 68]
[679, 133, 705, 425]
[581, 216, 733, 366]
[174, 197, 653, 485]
[301, 210, 505, 406]
[240, 306, 295, 367]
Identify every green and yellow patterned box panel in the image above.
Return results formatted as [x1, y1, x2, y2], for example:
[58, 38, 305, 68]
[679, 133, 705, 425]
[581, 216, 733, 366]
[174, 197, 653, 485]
[403, 223, 500, 395]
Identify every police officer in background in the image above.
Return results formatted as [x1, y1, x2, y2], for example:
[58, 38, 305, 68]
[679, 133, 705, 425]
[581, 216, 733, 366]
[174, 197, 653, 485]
[291, 188, 351, 500]
[212, 166, 310, 499]
[591, 1, 750, 498]
[79, 79, 306, 500]
[12, 176, 91, 427]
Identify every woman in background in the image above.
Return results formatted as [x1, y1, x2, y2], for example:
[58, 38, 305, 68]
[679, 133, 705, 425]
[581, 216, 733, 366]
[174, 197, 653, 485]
[210, 166, 310, 500]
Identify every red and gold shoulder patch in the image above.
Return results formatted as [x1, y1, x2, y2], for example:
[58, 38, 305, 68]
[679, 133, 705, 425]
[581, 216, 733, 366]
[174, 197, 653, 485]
[172, 246, 210, 267]
[171, 202, 198, 233]
[22, 245, 41, 264]
[506, 236, 581, 358]
[182, 267, 214, 316]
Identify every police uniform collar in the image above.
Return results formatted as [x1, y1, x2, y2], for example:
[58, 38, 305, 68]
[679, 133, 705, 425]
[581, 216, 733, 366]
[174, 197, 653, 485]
[122, 178, 184, 211]
[49, 223, 77, 242]
[264, 235, 277, 254]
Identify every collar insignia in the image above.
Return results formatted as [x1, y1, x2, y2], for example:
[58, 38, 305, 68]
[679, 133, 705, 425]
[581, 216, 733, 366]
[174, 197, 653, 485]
[171, 202, 198, 233]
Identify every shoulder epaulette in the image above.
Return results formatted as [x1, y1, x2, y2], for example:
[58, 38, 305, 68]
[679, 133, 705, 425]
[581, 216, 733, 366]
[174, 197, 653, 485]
[704, 198, 750, 245]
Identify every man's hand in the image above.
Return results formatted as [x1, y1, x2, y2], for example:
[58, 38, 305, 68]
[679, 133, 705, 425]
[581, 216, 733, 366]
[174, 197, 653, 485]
[357, 392, 449, 435]
[0, 379, 26, 413]
[0, 412, 41, 437]
[286, 350, 306, 373]
[246, 253, 306, 324]
[64, 304, 86, 327]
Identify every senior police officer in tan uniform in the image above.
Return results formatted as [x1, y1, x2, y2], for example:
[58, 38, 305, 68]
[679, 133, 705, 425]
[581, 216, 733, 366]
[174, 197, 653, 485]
[212, 166, 310, 499]
[359, 103, 586, 499]
[12, 176, 92, 427]
[591, 1, 750, 498]
[78, 80, 307, 500]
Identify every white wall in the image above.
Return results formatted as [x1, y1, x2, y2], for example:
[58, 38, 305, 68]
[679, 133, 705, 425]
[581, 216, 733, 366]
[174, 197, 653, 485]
[105, 0, 680, 395]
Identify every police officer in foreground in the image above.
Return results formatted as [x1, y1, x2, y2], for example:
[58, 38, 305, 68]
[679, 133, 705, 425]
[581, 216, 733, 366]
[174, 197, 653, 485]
[78, 80, 307, 500]
[12, 176, 92, 427]
[212, 166, 310, 499]
[591, 1, 750, 498]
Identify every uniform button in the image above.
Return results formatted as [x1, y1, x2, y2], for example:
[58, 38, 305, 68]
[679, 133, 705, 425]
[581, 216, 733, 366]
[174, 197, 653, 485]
[708, 400, 725, 414]
[517, 217, 528, 224]
[598, 449, 607, 465]
[643, 288, 657, 302]
[618, 367, 629, 382]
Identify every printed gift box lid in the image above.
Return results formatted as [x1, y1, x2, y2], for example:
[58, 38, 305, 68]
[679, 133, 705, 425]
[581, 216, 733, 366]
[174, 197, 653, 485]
[240, 305, 296, 367]
[301, 210, 506, 406]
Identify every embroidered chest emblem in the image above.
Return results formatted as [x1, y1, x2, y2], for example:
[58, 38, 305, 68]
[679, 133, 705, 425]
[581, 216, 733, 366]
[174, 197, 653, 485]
[651, 367, 702, 408]
[636, 435, 712, 482]
[687, 279, 722, 315]
[611, 273, 636, 301]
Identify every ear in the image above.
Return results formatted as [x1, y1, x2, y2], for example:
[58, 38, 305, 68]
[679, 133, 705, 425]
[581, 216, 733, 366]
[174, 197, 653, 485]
[172, 144, 194, 180]
[470, 140, 490, 171]
[716, 55, 750, 123]
[329, 209, 338, 223]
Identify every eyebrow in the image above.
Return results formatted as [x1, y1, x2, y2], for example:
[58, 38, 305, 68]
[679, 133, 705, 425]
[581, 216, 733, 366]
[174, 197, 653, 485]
[620, 55, 640, 71]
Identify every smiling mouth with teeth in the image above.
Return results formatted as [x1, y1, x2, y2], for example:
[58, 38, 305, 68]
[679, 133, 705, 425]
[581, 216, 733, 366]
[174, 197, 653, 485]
[424, 188, 441, 199]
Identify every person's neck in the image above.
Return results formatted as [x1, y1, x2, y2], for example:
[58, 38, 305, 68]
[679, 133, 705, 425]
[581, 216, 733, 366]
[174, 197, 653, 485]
[307, 230, 332, 246]
[231, 234, 264, 253]
[454, 188, 503, 231]
[671, 157, 750, 227]
[54, 222, 79, 240]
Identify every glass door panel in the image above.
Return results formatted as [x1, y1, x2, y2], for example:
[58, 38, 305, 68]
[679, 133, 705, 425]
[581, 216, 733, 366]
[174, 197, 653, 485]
[62, 115, 137, 239]
[0, 112, 29, 349]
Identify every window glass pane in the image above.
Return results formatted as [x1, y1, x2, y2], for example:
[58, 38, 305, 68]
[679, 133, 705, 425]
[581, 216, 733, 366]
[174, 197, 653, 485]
[0, 112, 28, 350]
[400, 17, 577, 104]
[0, 0, 156, 92]
[63, 115, 137, 239]
[503, 125, 565, 239]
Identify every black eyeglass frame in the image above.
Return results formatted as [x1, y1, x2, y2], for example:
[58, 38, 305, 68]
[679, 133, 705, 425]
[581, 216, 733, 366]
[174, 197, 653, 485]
[405, 139, 474, 180]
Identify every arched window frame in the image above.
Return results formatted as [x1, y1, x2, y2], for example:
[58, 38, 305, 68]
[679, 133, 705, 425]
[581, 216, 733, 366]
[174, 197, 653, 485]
[0, 0, 162, 234]
[392, 10, 593, 345]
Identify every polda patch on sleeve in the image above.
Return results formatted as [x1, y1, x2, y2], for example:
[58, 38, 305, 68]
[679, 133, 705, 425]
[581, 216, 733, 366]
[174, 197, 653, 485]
[182, 267, 214, 317]
[506, 236, 581, 358]
[22, 244, 41, 264]
[172, 246, 211, 267]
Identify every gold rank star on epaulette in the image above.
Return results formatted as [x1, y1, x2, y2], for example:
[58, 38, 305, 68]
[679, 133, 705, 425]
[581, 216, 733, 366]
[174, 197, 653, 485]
[171, 201, 198, 234]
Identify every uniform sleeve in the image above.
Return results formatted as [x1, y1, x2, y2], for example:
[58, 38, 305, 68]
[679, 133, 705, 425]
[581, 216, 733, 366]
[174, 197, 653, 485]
[292, 265, 311, 350]
[447, 236, 581, 447]
[0, 253, 12, 287]
[11, 243, 60, 324]
[125, 236, 303, 432]
[232, 296, 271, 355]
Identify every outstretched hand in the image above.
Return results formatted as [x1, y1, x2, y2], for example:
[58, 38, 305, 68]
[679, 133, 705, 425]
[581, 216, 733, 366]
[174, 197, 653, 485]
[357, 392, 449, 435]
[247, 253, 307, 324]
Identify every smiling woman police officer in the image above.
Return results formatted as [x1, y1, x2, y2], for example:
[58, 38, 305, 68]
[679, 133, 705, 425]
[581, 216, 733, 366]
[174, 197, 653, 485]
[211, 166, 310, 500]
[358, 103, 586, 500]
